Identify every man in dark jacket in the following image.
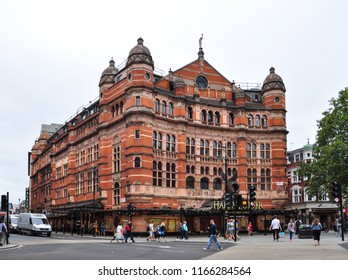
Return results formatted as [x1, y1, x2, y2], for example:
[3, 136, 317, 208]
[124, 221, 135, 243]
[204, 219, 223, 250]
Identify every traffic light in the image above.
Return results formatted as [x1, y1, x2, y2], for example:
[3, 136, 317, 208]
[332, 181, 341, 201]
[249, 185, 256, 207]
[225, 192, 232, 208]
[236, 194, 243, 207]
[126, 204, 136, 216]
[126, 204, 132, 216]
[1, 195, 8, 211]
[231, 183, 239, 194]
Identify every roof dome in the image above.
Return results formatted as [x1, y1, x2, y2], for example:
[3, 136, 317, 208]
[126, 37, 154, 68]
[101, 58, 118, 77]
[99, 58, 118, 87]
[303, 143, 313, 151]
[233, 84, 245, 99]
[261, 67, 286, 93]
[174, 75, 185, 88]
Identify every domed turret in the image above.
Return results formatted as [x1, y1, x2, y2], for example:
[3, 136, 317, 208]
[126, 37, 154, 69]
[261, 67, 286, 93]
[174, 75, 186, 96]
[99, 58, 118, 88]
[174, 75, 185, 88]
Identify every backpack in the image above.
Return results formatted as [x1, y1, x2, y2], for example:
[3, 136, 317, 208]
[125, 224, 131, 232]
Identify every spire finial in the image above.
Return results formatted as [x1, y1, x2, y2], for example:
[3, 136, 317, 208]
[199, 33, 203, 49]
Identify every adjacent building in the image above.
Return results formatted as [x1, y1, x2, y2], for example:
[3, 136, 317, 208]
[286, 141, 338, 228]
[29, 37, 290, 234]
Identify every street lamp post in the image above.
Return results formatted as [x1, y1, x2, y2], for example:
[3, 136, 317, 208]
[92, 165, 97, 237]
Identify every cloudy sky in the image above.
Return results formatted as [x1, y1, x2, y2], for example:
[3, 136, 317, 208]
[1, 0, 347, 204]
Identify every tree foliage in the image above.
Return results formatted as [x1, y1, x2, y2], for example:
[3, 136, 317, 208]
[298, 87, 348, 205]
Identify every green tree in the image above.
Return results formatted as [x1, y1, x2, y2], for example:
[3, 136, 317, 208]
[298, 87, 348, 205]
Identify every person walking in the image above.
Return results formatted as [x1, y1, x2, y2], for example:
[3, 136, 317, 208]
[176, 222, 183, 240]
[124, 221, 135, 243]
[247, 222, 253, 237]
[182, 220, 189, 240]
[269, 215, 282, 241]
[295, 218, 302, 235]
[204, 219, 223, 250]
[160, 221, 167, 242]
[0, 218, 7, 246]
[146, 221, 154, 241]
[312, 218, 322, 246]
[100, 223, 106, 235]
[287, 219, 296, 241]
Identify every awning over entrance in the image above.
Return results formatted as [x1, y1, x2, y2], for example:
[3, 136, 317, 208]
[50, 201, 103, 214]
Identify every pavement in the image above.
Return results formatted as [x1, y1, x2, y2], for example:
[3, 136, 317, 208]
[1, 230, 347, 259]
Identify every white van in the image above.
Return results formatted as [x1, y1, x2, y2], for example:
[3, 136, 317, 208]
[17, 213, 52, 237]
[5, 214, 19, 233]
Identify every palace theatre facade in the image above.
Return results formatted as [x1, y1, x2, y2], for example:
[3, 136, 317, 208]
[29, 38, 291, 234]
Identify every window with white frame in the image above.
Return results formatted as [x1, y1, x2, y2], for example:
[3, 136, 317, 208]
[292, 187, 302, 203]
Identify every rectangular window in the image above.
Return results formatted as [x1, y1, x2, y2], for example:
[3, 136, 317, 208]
[136, 96, 140, 106]
[135, 130, 140, 139]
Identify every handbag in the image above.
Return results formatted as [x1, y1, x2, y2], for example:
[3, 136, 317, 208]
[279, 231, 285, 238]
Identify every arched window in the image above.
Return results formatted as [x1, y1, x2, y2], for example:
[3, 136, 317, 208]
[171, 163, 176, 187]
[248, 114, 254, 126]
[158, 133, 162, 149]
[168, 102, 173, 116]
[205, 167, 210, 175]
[213, 167, 217, 175]
[154, 99, 160, 112]
[214, 112, 220, 123]
[213, 178, 222, 190]
[134, 157, 141, 168]
[120, 101, 124, 113]
[200, 139, 204, 156]
[186, 176, 195, 189]
[158, 162, 163, 186]
[187, 107, 193, 120]
[113, 182, 121, 205]
[162, 101, 167, 114]
[255, 115, 260, 126]
[208, 110, 213, 123]
[166, 134, 171, 151]
[190, 138, 195, 154]
[247, 168, 257, 189]
[228, 113, 234, 125]
[186, 138, 190, 154]
[200, 166, 204, 175]
[205, 140, 210, 156]
[153, 132, 157, 149]
[186, 165, 190, 174]
[201, 110, 207, 122]
[266, 144, 270, 158]
[171, 135, 176, 152]
[252, 143, 257, 158]
[262, 115, 268, 127]
[191, 166, 195, 174]
[112, 106, 115, 118]
[200, 177, 209, 189]
[116, 104, 119, 116]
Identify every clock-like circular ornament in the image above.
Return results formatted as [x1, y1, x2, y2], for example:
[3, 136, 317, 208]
[196, 75, 208, 90]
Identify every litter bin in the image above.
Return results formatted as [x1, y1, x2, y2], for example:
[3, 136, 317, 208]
[298, 224, 313, 239]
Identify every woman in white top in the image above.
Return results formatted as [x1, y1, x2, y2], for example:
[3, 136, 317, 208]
[287, 219, 296, 241]
[115, 223, 124, 243]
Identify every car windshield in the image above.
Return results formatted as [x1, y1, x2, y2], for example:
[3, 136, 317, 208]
[32, 218, 49, 225]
